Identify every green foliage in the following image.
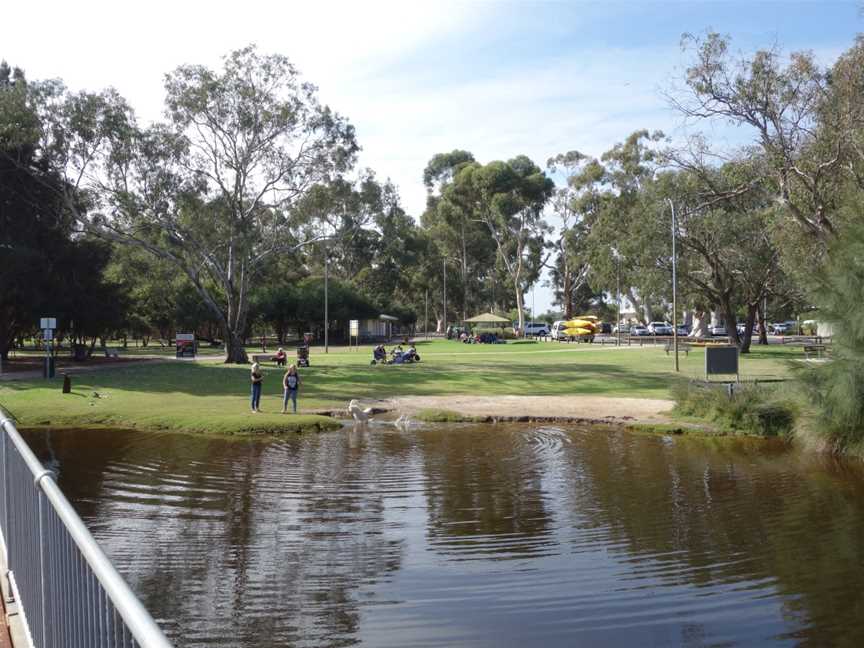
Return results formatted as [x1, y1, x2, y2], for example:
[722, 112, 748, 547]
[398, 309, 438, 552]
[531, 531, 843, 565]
[672, 380, 796, 437]
[800, 223, 864, 454]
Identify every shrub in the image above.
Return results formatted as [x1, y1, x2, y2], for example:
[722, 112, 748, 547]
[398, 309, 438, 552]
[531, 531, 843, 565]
[672, 380, 796, 437]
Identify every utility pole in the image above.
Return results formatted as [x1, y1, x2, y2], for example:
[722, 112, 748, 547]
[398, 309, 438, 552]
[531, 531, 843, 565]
[443, 258, 447, 336]
[324, 245, 329, 354]
[616, 253, 621, 346]
[667, 198, 679, 372]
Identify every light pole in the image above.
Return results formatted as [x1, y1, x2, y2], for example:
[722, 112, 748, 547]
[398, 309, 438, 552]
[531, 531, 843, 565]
[667, 198, 679, 372]
[442, 258, 447, 336]
[615, 251, 621, 346]
[324, 244, 329, 354]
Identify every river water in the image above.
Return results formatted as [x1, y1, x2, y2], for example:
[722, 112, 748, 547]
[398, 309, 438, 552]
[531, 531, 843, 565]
[23, 424, 864, 647]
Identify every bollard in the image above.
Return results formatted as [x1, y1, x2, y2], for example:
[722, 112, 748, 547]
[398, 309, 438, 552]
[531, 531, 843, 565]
[62, 374, 71, 394]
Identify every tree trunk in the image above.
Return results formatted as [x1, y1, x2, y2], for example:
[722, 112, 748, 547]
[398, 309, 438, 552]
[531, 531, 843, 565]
[719, 294, 741, 348]
[756, 302, 768, 345]
[225, 328, 249, 363]
[739, 303, 758, 354]
[563, 268, 573, 319]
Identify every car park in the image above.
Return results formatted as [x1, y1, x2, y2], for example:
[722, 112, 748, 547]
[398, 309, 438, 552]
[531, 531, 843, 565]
[647, 321, 673, 336]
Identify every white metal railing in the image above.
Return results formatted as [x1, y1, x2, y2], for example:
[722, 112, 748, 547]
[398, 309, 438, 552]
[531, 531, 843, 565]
[0, 412, 173, 648]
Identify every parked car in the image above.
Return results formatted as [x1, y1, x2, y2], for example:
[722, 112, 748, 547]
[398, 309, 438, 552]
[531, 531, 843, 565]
[550, 320, 568, 340]
[676, 324, 691, 336]
[709, 325, 727, 336]
[522, 321, 550, 336]
[736, 322, 758, 335]
[599, 322, 613, 334]
[771, 321, 797, 335]
[630, 325, 649, 336]
[647, 321, 673, 336]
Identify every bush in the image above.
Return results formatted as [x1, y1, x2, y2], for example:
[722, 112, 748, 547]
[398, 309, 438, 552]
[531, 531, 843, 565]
[672, 380, 797, 437]
[799, 222, 864, 455]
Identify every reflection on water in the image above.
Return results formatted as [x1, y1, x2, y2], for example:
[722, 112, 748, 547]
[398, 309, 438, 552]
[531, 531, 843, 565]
[25, 424, 864, 647]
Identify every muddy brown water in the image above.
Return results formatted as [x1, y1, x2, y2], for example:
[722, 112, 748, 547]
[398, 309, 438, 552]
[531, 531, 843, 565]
[23, 424, 864, 648]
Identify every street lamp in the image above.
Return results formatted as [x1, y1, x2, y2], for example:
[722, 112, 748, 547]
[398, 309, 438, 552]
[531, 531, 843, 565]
[443, 257, 448, 336]
[667, 198, 679, 372]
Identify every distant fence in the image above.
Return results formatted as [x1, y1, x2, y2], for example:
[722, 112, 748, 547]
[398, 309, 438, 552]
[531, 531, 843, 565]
[0, 412, 173, 648]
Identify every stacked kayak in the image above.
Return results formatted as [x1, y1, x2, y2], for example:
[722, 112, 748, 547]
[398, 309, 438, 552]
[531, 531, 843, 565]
[563, 316, 599, 337]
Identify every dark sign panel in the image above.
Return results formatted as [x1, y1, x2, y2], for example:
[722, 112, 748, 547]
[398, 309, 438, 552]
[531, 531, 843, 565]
[705, 345, 739, 377]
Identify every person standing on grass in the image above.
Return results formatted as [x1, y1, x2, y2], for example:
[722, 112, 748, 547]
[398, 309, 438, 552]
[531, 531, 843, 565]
[282, 364, 301, 414]
[250, 362, 263, 412]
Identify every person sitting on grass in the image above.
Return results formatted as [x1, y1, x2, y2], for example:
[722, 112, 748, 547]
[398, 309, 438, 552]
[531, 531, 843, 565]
[250, 362, 263, 413]
[372, 344, 387, 364]
[405, 344, 420, 362]
[281, 364, 301, 414]
[272, 347, 287, 367]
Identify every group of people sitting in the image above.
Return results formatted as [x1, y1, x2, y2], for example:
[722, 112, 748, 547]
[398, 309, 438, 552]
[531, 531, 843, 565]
[459, 331, 503, 344]
[371, 343, 421, 365]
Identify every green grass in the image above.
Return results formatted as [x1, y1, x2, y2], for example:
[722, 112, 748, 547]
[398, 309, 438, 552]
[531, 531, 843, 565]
[0, 340, 799, 435]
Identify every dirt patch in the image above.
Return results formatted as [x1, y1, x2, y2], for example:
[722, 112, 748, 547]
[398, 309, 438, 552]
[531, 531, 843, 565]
[377, 395, 675, 425]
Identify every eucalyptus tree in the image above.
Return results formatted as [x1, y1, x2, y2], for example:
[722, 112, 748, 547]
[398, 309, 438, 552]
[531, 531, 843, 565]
[421, 150, 496, 321]
[674, 32, 850, 242]
[445, 156, 554, 333]
[23, 46, 358, 362]
[577, 131, 668, 323]
[546, 151, 594, 319]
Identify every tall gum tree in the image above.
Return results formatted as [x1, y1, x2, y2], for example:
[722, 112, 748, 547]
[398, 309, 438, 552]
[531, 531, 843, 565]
[446, 156, 554, 334]
[25, 46, 358, 363]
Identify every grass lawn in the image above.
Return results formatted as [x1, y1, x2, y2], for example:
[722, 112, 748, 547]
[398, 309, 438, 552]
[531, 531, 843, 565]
[0, 339, 800, 435]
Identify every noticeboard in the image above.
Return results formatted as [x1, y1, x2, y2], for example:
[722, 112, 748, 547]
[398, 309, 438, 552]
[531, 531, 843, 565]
[705, 345, 739, 378]
[349, 320, 359, 337]
[40, 317, 57, 330]
[175, 332, 196, 358]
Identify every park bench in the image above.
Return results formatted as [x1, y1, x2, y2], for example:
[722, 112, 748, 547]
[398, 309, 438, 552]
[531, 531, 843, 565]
[803, 344, 826, 359]
[664, 340, 691, 357]
[250, 353, 271, 364]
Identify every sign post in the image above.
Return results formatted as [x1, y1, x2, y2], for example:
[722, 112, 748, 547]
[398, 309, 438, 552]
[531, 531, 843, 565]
[175, 333, 196, 359]
[40, 317, 57, 378]
[349, 320, 359, 352]
[705, 345, 739, 383]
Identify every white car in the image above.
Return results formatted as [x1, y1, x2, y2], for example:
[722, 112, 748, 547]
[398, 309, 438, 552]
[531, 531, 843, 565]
[522, 322, 550, 336]
[647, 321, 673, 336]
[709, 325, 727, 336]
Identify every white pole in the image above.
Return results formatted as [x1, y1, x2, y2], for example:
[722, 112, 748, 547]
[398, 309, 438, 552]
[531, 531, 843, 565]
[616, 254, 621, 346]
[324, 245, 329, 354]
[667, 198, 679, 372]
[443, 259, 447, 336]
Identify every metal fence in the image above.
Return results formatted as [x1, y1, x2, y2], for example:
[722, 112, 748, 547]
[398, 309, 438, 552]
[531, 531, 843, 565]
[0, 413, 173, 648]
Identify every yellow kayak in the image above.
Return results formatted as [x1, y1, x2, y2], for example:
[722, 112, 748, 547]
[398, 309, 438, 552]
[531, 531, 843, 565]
[564, 327, 594, 336]
[565, 319, 598, 331]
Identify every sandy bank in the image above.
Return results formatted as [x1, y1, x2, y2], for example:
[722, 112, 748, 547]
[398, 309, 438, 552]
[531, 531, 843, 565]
[377, 395, 675, 425]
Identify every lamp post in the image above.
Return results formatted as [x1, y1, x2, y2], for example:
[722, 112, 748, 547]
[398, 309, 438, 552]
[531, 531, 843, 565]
[667, 198, 679, 372]
[615, 252, 621, 347]
[324, 243, 329, 354]
[443, 258, 447, 336]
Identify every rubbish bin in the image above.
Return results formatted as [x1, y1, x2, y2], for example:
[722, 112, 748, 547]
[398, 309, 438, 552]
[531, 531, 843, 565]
[43, 355, 55, 379]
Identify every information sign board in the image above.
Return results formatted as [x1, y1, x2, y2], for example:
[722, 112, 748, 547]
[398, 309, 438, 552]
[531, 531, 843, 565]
[349, 320, 359, 337]
[705, 345, 739, 379]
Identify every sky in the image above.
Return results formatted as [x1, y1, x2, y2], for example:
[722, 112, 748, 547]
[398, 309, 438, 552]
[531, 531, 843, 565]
[3, 0, 862, 314]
